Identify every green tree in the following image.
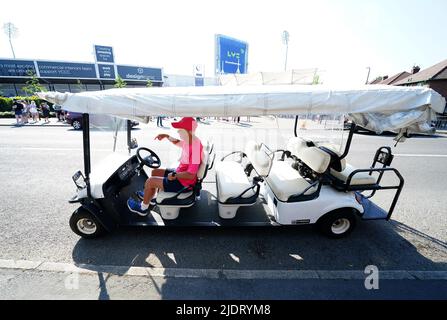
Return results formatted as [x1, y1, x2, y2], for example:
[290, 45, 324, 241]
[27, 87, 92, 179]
[114, 75, 127, 88]
[23, 70, 46, 95]
[146, 79, 153, 87]
[312, 74, 322, 85]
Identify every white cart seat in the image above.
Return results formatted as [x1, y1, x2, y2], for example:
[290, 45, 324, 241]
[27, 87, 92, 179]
[156, 191, 194, 202]
[330, 164, 377, 186]
[320, 145, 378, 186]
[266, 161, 318, 202]
[286, 137, 310, 156]
[215, 161, 256, 203]
[215, 140, 272, 219]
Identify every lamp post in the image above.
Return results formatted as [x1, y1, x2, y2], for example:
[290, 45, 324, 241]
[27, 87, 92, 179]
[365, 67, 371, 84]
[282, 30, 289, 71]
[3, 22, 18, 59]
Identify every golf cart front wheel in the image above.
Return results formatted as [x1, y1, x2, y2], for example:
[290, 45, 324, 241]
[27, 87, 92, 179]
[69, 208, 105, 239]
[317, 209, 357, 239]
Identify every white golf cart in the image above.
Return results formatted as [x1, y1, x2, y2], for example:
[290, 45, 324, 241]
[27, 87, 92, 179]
[38, 85, 445, 239]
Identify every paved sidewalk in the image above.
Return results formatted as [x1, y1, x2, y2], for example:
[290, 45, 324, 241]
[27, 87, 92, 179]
[0, 259, 446, 300]
[0, 118, 69, 127]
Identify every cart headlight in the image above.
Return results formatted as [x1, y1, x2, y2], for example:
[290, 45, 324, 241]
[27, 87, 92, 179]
[72, 170, 86, 190]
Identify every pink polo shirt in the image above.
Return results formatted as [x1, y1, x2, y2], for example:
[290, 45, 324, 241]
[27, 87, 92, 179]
[176, 137, 203, 187]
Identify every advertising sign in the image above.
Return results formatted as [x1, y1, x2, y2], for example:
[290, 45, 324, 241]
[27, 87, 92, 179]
[117, 65, 162, 82]
[193, 64, 205, 77]
[94, 45, 114, 63]
[98, 64, 116, 79]
[0, 58, 163, 83]
[0, 60, 36, 77]
[37, 61, 97, 78]
[215, 34, 248, 74]
[194, 77, 204, 86]
[193, 64, 204, 86]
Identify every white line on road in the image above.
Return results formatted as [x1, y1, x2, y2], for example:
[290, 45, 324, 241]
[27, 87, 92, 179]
[395, 154, 447, 158]
[0, 259, 446, 280]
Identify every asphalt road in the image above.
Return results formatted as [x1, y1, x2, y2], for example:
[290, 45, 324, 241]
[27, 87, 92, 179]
[0, 117, 446, 299]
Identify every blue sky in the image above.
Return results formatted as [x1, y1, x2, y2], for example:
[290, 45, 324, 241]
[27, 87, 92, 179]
[1, 0, 446, 84]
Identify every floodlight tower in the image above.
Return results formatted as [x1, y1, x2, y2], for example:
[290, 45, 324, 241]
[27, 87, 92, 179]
[282, 30, 290, 71]
[3, 22, 18, 58]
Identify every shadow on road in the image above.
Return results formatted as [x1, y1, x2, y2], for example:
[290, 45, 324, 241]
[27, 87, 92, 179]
[71, 213, 446, 299]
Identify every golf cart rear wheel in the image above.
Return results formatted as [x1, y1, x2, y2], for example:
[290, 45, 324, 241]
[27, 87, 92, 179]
[317, 209, 357, 239]
[69, 208, 105, 239]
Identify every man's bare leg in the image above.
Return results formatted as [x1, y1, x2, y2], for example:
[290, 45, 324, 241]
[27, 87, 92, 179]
[151, 168, 166, 177]
[143, 177, 164, 205]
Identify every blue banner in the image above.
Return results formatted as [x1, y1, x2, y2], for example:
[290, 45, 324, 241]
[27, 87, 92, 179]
[216, 35, 248, 74]
[117, 65, 162, 81]
[94, 45, 114, 63]
[195, 77, 204, 86]
[98, 64, 115, 79]
[0, 60, 36, 77]
[37, 61, 97, 78]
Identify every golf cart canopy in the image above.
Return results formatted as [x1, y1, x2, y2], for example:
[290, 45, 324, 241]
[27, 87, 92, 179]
[37, 84, 445, 134]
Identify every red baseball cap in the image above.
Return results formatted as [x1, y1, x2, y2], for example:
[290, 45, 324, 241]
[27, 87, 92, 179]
[171, 117, 198, 132]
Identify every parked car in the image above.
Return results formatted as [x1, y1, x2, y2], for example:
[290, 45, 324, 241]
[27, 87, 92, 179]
[65, 111, 83, 130]
[65, 111, 139, 130]
[344, 119, 375, 133]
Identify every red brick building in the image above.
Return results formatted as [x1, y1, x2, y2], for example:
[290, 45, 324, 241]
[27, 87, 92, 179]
[380, 71, 411, 85]
[394, 59, 447, 114]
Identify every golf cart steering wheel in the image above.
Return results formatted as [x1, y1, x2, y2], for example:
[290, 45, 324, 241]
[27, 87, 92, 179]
[136, 147, 161, 169]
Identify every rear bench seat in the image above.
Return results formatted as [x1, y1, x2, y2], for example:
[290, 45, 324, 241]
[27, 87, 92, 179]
[215, 141, 272, 219]
[330, 162, 377, 186]
[319, 144, 378, 187]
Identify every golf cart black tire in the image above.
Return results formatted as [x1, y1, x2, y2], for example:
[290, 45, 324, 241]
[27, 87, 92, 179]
[72, 120, 82, 130]
[69, 207, 106, 239]
[316, 209, 357, 239]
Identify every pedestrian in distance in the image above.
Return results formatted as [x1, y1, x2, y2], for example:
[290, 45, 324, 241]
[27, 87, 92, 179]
[41, 102, 50, 123]
[29, 101, 39, 123]
[53, 104, 63, 121]
[22, 100, 30, 124]
[12, 99, 24, 125]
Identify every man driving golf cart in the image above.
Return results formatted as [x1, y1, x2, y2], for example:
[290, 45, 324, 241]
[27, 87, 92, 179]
[127, 117, 203, 216]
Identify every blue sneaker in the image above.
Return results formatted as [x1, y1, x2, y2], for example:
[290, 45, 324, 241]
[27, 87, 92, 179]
[135, 190, 144, 201]
[135, 190, 156, 205]
[127, 198, 148, 216]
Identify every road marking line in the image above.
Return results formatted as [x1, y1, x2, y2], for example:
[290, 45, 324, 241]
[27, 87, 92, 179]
[395, 154, 447, 158]
[0, 259, 446, 280]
